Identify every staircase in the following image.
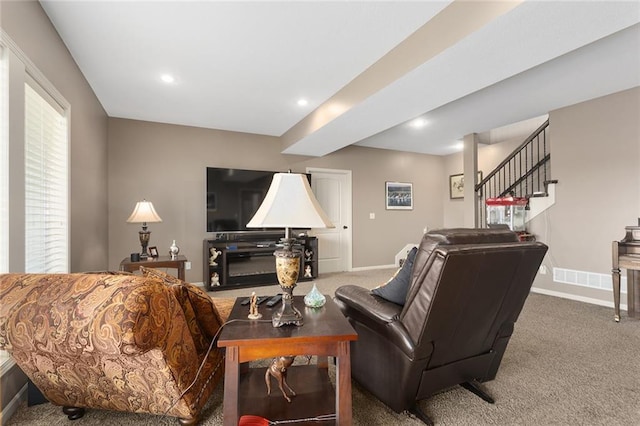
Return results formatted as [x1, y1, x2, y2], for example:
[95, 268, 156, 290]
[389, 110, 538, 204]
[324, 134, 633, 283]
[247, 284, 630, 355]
[475, 119, 556, 228]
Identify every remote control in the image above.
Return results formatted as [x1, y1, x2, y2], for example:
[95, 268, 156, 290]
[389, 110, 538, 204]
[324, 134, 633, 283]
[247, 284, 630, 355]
[256, 296, 270, 305]
[240, 297, 251, 306]
[266, 294, 282, 307]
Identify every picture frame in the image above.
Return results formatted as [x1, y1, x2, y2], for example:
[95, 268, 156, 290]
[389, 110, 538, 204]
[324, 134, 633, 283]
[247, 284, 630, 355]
[149, 246, 159, 258]
[386, 182, 413, 210]
[449, 171, 483, 199]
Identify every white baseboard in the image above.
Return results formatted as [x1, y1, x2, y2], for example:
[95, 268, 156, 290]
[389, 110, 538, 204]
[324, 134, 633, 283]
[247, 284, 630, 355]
[1, 383, 27, 426]
[531, 286, 626, 311]
[350, 264, 395, 272]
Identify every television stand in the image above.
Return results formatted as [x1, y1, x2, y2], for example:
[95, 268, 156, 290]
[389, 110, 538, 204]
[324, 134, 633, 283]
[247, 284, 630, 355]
[203, 233, 318, 291]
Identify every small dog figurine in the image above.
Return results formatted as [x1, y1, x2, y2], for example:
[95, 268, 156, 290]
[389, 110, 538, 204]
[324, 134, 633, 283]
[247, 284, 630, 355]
[265, 356, 296, 402]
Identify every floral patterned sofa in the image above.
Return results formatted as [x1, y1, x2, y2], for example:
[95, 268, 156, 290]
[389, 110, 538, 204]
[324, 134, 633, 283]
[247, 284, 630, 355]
[0, 269, 235, 425]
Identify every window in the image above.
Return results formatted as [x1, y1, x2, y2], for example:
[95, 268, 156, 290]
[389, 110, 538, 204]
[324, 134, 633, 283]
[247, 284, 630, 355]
[0, 32, 70, 273]
[24, 78, 69, 273]
[0, 26, 70, 373]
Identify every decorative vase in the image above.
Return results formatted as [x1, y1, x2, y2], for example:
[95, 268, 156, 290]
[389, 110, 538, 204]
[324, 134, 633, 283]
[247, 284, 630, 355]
[169, 240, 180, 259]
[304, 283, 326, 308]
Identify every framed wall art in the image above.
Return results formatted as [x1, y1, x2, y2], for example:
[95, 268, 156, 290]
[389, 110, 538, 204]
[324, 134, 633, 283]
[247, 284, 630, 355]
[386, 182, 413, 210]
[449, 171, 483, 199]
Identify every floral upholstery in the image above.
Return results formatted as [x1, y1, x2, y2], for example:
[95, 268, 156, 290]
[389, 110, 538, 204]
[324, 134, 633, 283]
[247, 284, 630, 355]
[140, 266, 225, 353]
[0, 272, 230, 423]
[138, 266, 235, 323]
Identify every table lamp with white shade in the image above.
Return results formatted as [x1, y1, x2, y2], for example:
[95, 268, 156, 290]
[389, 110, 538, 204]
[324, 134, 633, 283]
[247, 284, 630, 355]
[126, 200, 162, 259]
[247, 172, 334, 327]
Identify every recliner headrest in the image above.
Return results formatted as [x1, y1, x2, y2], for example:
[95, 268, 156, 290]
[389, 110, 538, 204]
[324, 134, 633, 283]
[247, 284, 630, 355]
[423, 227, 519, 246]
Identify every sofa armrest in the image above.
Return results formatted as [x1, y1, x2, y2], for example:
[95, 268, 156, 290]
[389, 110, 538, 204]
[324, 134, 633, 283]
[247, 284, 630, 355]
[334, 285, 419, 359]
[0, 274, 199, 358]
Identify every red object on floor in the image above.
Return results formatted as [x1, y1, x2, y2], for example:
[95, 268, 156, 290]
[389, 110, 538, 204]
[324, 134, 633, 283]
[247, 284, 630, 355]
[238, 415, 270, 426]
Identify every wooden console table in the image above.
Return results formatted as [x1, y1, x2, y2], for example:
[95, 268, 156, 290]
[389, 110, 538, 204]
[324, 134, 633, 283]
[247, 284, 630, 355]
[217, 296, 357, 425]
[612, 226, 640, 321]
[119, 255, 187, 281]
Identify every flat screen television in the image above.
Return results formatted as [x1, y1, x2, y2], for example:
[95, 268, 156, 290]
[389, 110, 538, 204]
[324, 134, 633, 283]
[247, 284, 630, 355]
[206, 167, 311, 233]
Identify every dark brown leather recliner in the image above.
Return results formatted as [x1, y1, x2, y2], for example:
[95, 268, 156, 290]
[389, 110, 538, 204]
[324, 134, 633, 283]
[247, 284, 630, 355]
[334, 228, 548, 425]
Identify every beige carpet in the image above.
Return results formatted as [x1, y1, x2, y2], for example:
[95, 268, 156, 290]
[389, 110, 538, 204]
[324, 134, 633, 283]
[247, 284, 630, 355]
[6, 268, 640, 425]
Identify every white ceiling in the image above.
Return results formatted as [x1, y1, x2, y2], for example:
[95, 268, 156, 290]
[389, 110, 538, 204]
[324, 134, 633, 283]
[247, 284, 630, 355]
[40, 1, 640, 157]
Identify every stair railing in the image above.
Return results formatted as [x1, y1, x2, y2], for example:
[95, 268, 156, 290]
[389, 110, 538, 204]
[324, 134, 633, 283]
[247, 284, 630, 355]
[475, 119, 550, 227]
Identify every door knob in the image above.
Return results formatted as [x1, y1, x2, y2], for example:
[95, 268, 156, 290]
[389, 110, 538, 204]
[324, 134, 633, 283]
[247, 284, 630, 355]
[343, 225, 348, 229]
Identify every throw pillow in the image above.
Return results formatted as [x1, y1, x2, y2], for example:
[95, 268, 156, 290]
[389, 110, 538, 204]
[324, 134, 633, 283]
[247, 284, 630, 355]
[371, 246, 417, 305]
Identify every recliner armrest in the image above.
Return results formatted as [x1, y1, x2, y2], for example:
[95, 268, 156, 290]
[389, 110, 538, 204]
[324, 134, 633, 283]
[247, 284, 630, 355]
[335, 285, 401, 324]
[335, 285, 420, 359]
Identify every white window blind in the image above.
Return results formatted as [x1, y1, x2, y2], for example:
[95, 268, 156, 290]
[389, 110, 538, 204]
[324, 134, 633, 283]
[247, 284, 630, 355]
[24, 78, 69, 273]
[0, 47, 7, 273]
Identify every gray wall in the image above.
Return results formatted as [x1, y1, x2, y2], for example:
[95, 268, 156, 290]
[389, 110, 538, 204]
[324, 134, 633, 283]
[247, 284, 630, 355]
[444, 88, 640, 306]
[443, 137, 523, 227]
[529, 87, 640, 302]
[1, 0, 109, 273]
[107, 118, 444, 281]
[1, 0, 109, 417]
[2, 3, 638, 418]
[2, 0, 637, 317]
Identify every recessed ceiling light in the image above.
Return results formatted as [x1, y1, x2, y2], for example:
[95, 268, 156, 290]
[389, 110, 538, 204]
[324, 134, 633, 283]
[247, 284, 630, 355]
[410, 118, 428, 128]
[297, 98, 309, 107]
[454, 141, 464, 150]
[160, 74, 175, 84]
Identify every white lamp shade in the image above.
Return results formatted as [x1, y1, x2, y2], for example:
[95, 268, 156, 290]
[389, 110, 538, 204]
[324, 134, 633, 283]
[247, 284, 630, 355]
[126, 200, 162, 223]
[247, 173, 334, 229]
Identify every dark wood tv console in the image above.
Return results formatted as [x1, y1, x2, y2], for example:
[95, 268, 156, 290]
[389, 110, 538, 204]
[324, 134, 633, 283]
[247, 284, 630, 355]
[203, 232, 318, 291]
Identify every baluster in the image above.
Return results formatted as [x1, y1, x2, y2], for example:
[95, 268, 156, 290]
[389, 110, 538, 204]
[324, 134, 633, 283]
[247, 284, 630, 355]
[543, 128, 548, 185]
[524, 142, 529, 196]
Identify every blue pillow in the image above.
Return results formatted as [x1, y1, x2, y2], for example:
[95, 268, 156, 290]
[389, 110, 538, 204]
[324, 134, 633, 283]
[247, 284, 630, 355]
[371, 247, 417, 305]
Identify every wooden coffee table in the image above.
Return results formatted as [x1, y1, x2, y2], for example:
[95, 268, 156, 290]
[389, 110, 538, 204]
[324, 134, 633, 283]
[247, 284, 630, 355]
[217, 296, 357, 425]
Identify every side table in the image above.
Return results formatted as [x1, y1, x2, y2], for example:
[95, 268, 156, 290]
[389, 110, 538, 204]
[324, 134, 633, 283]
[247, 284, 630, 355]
[119, 255, 188, 281]
[218, 296, 357, 425]
[612, 240, 640, 321]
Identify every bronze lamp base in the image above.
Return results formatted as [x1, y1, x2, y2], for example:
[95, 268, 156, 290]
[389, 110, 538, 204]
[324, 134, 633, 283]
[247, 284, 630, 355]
[272, 242, 303, 327]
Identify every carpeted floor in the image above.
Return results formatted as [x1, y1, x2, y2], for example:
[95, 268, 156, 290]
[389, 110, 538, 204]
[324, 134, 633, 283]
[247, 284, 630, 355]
[6, 268, 640, 425]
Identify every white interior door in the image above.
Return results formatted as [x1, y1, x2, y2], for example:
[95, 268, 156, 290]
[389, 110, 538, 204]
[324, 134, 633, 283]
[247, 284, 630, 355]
[307, 168, 352, 273]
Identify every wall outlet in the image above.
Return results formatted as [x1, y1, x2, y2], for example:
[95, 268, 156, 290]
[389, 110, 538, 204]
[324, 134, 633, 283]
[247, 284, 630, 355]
[185, 261, 192, 270]
[539, 265, 547, 275]
[369, 213, 375, 219]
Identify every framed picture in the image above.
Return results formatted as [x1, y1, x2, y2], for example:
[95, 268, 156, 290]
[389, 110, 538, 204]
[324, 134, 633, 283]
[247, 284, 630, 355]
[386, 182, 413, 210]
[149, 246, 159, 258]
[449, 171, 483, 199]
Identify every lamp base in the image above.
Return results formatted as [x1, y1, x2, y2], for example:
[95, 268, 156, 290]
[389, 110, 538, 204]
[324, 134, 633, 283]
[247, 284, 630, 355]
[139, 230, 151, 260]
[272, 239, 303, 327]
[272, 291, 303, 327]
